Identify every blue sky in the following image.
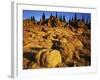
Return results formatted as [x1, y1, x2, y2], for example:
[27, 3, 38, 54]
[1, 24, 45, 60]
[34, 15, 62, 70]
[23, 10, 91, 22]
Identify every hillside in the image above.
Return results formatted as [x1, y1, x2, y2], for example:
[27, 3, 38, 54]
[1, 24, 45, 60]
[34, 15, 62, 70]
[23, 15, 91, 69]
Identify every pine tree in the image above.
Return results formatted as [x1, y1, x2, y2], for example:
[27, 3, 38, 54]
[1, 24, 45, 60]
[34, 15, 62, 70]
[63, 15, 66, 22]
[31, 16, 35, 22]
[86, 17, 89, 25]
[82, 15, 84, 22]
[88, 20, 91, 29]
[50, 13, 53, 18]
[72, 17, 74, 21]
[59, 15, 62, 21]
[56, 12, 58, 18]
[86, 17, 91, 29]
[42, 12, 45, 20]
[69, 19, 71, 23]
[31, 16, 33, 21]
[32, 16, 35, 21]
[74, 13, 77, 22]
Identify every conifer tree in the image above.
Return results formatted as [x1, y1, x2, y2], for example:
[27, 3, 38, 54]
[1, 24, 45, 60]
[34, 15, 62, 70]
[72, 17, 74, 22]
[63, 15, 66, 22]
[74, 13, 77, 22]
[86, 17, 91, 29]
[50, 13, 53, 18]
[31, 16, 33, 21]
[42, 12, 45, 20]
[56, 12, 58, 18]
[86, 17, 89, 25]
[31, 16, 35, 22]
[82, 15, 84, 22]
[59, 15, 62, 21]
[69, 19, 71, 23]
[32, 16, 35, 21]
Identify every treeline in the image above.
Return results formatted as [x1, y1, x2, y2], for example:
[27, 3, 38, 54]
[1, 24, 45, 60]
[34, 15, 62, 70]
[68, 13, 91, 29]
[29, 12, 91, 29]
[30, 12, 66, 22]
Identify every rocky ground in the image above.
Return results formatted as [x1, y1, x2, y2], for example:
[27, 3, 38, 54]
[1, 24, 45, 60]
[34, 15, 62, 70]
[23, 16, 91, 69]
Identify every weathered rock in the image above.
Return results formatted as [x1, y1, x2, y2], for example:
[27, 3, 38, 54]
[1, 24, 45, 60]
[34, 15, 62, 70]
[23, 58, 30, 69]
[35, 49, 62, 68]
[45, 50, 62, 68]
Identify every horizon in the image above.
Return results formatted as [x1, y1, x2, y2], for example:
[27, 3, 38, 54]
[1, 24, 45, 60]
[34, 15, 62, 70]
[23, 10, 91, 22]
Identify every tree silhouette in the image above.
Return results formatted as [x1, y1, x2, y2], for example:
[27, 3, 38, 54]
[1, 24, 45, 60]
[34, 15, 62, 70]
[71, 17, 74, 22]
[63, 15, 66, 22]
[56, 12, 58, 18]
[74, 13, 77, 22]
[82, 15, 84, 22]
[59, 15, 62, 22]
[69, 14, 78, 28]
[31, 16, 33, 21]
[69, 19, 71, 23]
[31, 16, 35, 22]
[50, 13, 53, 18]
[86, 17, 91, 29]
[88, 20, 91, 29]
[86, 17, 89, 25]
[42, 12, 45, 20]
